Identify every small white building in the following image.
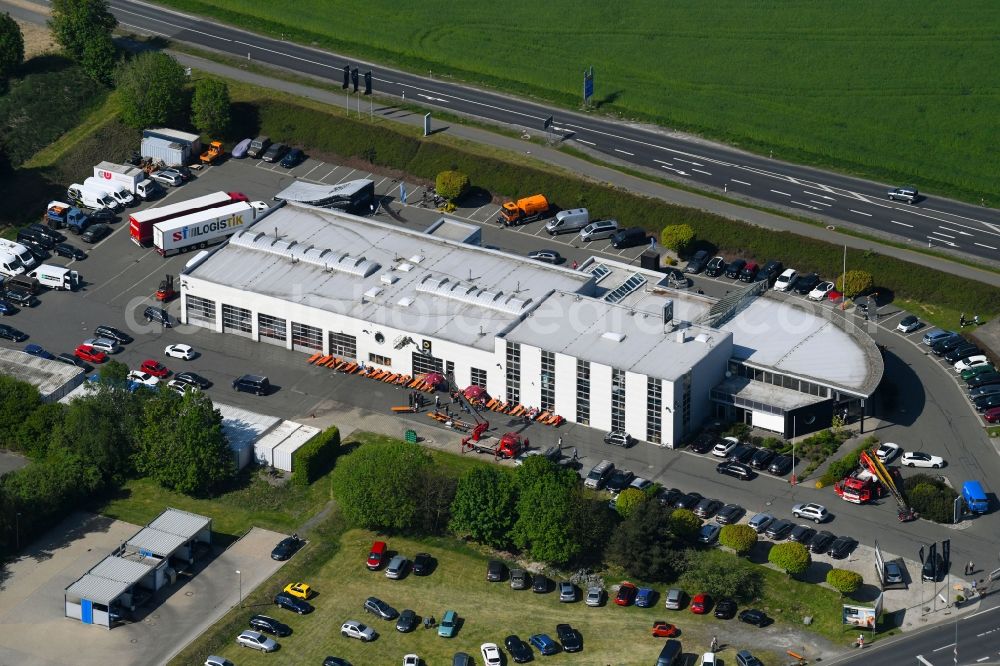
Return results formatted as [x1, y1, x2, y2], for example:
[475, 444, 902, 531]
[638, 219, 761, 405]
[0, 348, 84, 402]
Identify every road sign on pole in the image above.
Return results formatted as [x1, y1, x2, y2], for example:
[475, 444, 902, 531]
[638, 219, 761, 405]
[583, 66, 594, 105]
[423, 113, 431, 137]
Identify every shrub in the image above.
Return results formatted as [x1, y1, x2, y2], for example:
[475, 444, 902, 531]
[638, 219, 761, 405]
[435, 169, 470, 201]
[719, 524, 757, 555]
[292, 426, 340, 486]
[836, 270, 874, 298]
[903, 474, 958, 523]
[669, 508, 701, 539]
[660, 224, 695, 253]
[115, 52, 187, 128]
[768, 541, 811, 576]
[331, 439, 431, 530]
[680, 549, 762, 602]
[615, 487, 646, 518]
[820, 435, 879, 486]
[827, 568, 863, 595]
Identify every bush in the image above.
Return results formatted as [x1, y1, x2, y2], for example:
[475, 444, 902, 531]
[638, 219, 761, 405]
[819, 435, 879, 486]
[292, 426, 340, 485]
[680, 549, 762, 602]
[435, 170, 470, 201]
[797, 428, 852, 467]
[719, 523, 757, 555]
[115, 52, 187, 129]
[903, 474, 958, 523]
[660, 224, 695, 253]
[331, 440, 432, 530]
[826, 568, 863, 595]
[669, 508, 701, 539]
[768, 541, 811, 576]
[836, 270, 874, 299]
[615, 487, 646, 518]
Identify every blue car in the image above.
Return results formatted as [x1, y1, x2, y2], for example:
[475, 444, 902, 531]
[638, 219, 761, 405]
[529, 633, 559, 656]
[280, 148, 304, 168]
[0, 299, 16, 316]
[24, 343, 55, 360]
[635, 587, 656, 608]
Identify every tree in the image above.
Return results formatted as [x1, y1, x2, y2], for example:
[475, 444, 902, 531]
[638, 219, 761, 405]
[49, 0, 116, 62]
[133, 389, 233, 496]
[435, 170, 470, 201]
[615, 487, 646, 518]
[411, 466, 456, 535]
[0, 12, 24, 81]
[768, 541, 811, 576]
[191, 78, 231, 136]
[449, 466, 518, 548]
[116, 52, 187, 129]
[569, 495, 617, 566]
[719, 523, 757, 555]
[659, 224, 695, 254]
[680, 550, 763, 602]
[0, 376, 42, 451]
[607, 501, 686, 581]
[826, 568, 863, 596]
[903, 474, 958, 523]
[836, 270, 874, 299]
[331, 440, 431, 530]
[98, 359, 129, 385]
[81, 31, 117, 85]
[668, 508, 701, 540]
[511, 456, 581, 565]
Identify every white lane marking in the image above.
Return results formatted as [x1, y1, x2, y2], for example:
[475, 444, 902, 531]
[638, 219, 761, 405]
[932, 231, 955, 239]
[576, 139, 595, 146]
[974, 242, 997, 250]
[614, 148, 634, 156]
[791, 201, 820, 211]
[335, 169, 356, 184]
[924, 206, 997, 225]
[550, 126, 569, 132]
[654, 159, 673, 165]
[849, 209, 873, 217]
[675, 158, 703, 166]
[891, 220, 914, 227]
[731, 179, 751, 186]
[898, 208, 954, 225]
[866, 200, 893, 209]
[916, 655, 933, 665]
[939, 226, 972, 236]
[803, 190, 836, 200]
[809, 200, 832, 207]
[116, 7, 232, 41]
[660, 165, 688, 176]
[770, 189, 791, 196]
[692, 168, 712, 176]
[416, 93, 448, 103]
[977, 657, 990, 662]
[119, 21, 169, 38]
[928, 236, 957, 247]
[933, 643, 955, 652]
[302, 162, 324, 178]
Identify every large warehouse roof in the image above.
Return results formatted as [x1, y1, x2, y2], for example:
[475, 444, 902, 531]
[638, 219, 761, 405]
[0, 348, 83, 399]
[186, 203, 589, 350]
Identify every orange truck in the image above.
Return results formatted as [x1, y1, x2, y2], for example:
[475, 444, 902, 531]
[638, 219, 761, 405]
[498, 194, 549, 226]
[199, 141, 224, 164]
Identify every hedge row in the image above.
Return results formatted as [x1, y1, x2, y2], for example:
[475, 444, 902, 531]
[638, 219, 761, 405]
[292, 426, 340, 486]
[254, 100, 999, 315]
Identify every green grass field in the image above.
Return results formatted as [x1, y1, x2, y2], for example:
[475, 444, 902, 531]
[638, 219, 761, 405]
[154, 0, 1000, 203]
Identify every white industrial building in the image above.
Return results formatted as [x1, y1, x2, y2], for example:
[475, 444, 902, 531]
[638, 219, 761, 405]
[180, 202, 882, 445]
[215, 402, 319, 471]
[0, 348, 84, 401]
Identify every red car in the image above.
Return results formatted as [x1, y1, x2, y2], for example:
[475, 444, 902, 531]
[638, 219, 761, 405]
[651, 621, 679, 638]
[367, 541, 387, 570]
[75, 344, 107, 364]
[614, 581, 638, 606]
[690, 593, 710, 614]
[828, 288, 844, 303]
[984, 407, 1000, 424]
[140, 359, 170, 378]
[228, 191, 249, 202]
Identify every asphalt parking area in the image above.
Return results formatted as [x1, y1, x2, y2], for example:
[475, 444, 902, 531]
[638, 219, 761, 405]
[0, 510, 286, 666]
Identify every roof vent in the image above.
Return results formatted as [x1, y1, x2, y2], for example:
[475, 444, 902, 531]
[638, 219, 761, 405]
[602, 331, 626, 343]
[363, 286, 383, 300]
[397, 296, 414, 308]
[695, 333, 711, 344]
[409, 254, 425, 264]
[380, 273, 398, 285]
[676, 330, 686, 343]
[396, 262, 414, 272]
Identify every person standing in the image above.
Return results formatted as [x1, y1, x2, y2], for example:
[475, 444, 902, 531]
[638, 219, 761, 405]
[710, 636, 719, 652]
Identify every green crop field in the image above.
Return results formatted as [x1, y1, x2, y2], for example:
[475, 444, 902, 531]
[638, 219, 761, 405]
[155, 0, 999, 203]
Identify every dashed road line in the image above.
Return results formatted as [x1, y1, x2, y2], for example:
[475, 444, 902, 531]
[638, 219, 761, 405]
[809, 200, 832, 207]
[974, 242, 997, 250]
[939, 226, 972, 236]
[891, 220, 914, 227]
[803, 190, 835, 201]
[614, 148, 634, 156]
[770, 189, 791, 197]
[791, 201, 820, 210]
[731, 179, 751, 186]
[576, 139, 595, 146]
[691, 168, 712, 176]
[849, 209, 872, 217]
[932, 231, 955, 239]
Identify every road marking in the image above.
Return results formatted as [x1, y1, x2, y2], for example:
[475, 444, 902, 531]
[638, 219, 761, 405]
[335, 169, 356, 184]
[770, 189, 791, 197]
[976, 657, 990, 662]
[916, 656, 933, 666]
[932, 231, 956, 239]
[866, 200, 893, 209]
[654, 159, 673, 166]
[933, 643, 955, 652]
[849, 209, 873, 217]
[939, 226, 972, 236]
[691, 168, 712, 176]
[416, 93, 448, 103]
[576, 139, 595, 146]
[731, 179, 751, 186]
[614, 148, 634, 156]
[891, 220, 914, 227]
[302, 162, 323, 178]
[803, 190, 836, 200]
[321, 167, 339, 181]
[974, 242, 997, 250]
[117, 8, 232, 41]
[675, 158, 703, 166]
[791, 201, 820, 211]
[809, 200, 833, 207]
[928, 236, 957, 247]
[660, 165, 688, 176]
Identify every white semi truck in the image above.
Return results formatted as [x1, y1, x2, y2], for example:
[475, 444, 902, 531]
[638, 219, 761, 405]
[153, 201, 267, 256]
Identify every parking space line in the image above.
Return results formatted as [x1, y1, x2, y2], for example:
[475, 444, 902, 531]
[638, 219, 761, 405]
[335, 169, 357, 184]
[320, 166, 341, 182]
[302, 162, 324, 178]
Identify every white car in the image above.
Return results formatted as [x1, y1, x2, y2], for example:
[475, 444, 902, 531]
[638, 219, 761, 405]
[164, 343, 196, 360]
[792, 502, 829, 523]
[901, 451, 945, 468]
[204, 657, 234, 666]
[341, 620, 375, 641]
[896, 315, 921, 333]
[481, 643, 503, 666]
[127, 370, 159, 386]
[701, 653, 718, 666]
[955, 355, 989, 373]
[875, 442, 900, 463]
[167, 378, 198, 395]
[403, 655, 420, 666]
[712, 437, 738, 457]
[808, 281, 835, 301]
[236, 629, 277, 652]
[585, 586, 603, 606]
[773, 268, 798, 292]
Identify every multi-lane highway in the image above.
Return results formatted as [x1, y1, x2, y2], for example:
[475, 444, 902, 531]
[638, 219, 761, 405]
[24, 0, 982, 265]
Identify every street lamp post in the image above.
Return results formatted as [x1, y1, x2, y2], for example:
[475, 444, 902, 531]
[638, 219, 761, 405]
[15, 511, 21, 551]
[236, 569, 242, 608]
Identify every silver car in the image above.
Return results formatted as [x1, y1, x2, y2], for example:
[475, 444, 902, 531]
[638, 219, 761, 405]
[748, 512, 774, 533]
[585, 586, 603, 606]
[150, 169, 183, 186]
[83, 337, 120, 354]
[385, 554, 409, 579]
[579, 218, 619, 242]
[236, 629, 277, 652]
[558, 581, 577, 602]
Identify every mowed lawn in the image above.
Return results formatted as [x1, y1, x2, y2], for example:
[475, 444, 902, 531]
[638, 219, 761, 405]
[155, 0, 999, 201]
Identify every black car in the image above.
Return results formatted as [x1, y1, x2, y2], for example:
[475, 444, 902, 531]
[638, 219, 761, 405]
[674, 492, 704, 511]
[731, 444, 758, 464]
[931, 336, 968, 356]
[922, 552, 946, 582]
[967, 372, 1000, 389]
[249, 614, 291, 637]
[725, 258, 746, 279]
[705, 256, 726, 277]
[684, 249, 709, 274]
[0, 299, 16, 316]
[233, 374, 269, 395]
[556, 623, 582, 652]
[738, 608, 770, 627]
[505, 635, 533, 663]
[174, 165, 194, 182]
[22, 244, 47, 263]
[693, 498, 723, 518]
[262, 142, 289, 163]
[28, 223, 64, 244]
[944, 344, 981, 363]
[749, 448, 776, 470]
[270, 534, 304, 561]
[768, 454, 794, 476]
[715, 503, 745, 525]
[94, 325, 133, 345]
[689, 438, 715, 454]
[81, 223, 111, 243]
[755, 260, 784, 285]
[764, 519, 794, 540]
[789, 525, 817, 544]
[363, 596, 397, 620]
[658, 487, 684, 507]
[412, 552, 433, 576]
[175, 371, 212, 389]
[970, 384, 1000, 399]
[793, 272, 820, 294]
[395, 608, 417, 632]
[974, 394, 1000, 412]
[280, 148, 305, 168]
[54, 242, 86, 260]
[0, 324, 28, 341]
[606, 469, 635, 494]
[4, 289, 37, 308]
[714, 598, 737, 619]
[54, 352, 92, 372]
[323, 658, 350, 666]
[809, 531, 836, 554]
[532, 574, 550, 593]
[487, 559, 506, 582]
[274, 591, 313, 614]
[716, 460, 754, 480]
[827, 536, 858, 559]
[87, 207, 117, 223]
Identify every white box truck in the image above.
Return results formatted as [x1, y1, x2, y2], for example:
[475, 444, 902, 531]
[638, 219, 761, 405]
[94, 162, 159, 200]
[84, 176, 133, 207]
[27, 264, 81, 291]
[67, 183, 120, 212]
[153, 201, 263, 256]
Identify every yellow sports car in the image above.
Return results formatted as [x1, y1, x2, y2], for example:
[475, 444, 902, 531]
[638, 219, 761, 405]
[283, 582, 312, 599]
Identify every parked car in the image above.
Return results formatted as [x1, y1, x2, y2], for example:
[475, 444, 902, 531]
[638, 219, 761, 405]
[412, 552, 433, 576]
[606, 468, 636, 495]
[556, 623, 582, 652]
[690, 437, 715, 454]
[527, 248, 562, 264]
[127, 370, 159, 387]
[764, 519, 794, 540]
[510, 568, 529, 590]
[875, 442, 900, 463]
[749, 448, 776, 470]
[175, 371, 211, 389]
[74, 344, 106, 363]
[793, 272, 820, 294]
[715, 503, 745, 525]
[94, 325, 133, 344]
[231, 138, 252, 158]
[731, 443, 757, 464]
[140, 359, 169, 377]
[249, 615, 291, 637]
[684, 250, 709, 274]
[504, 635, 533, 663]
[664, 588, 684, 610]
[975, 394, 1000, 412]
[578, 218, 619, 242]
[340, 620, 374, 641]
[262, 143, 289, 163]
[712, 438, 738, 457]
[884, 561, 904, 584]
[54, 242, 86, 260]
[922, 552, 946, 582]
[716, 460, 754, 480]
[768, 454, 794, 476]
[438, 610, 458, 637]
[271, 534, 304, 561]
[164, 343, 196, 360]
[698, 523, 721, 544]
[694, 498, 723, 518]
[385, 554, 408, 579]
[150, 168, 183, 186]
[985, 406, 1000, 423]
[403, 655, 419, 666]
[233, 373, 269, 395]
[143, 305, 173, 327]
[971, 384, 1000, 399]
[945, 344, 981, 363]
[675, 492, 703, 510]
[83, 337, 119, 355]
[54, 352, 92, 372]
[967, 371, 1000, 388]
[956, 355, 990, 373]
[283, 582, 312, 599]
[714, 598, 737, 619]
[901, 451, 945, 468]
[705, 256, 726, 277]
[280, 148, 305, 168]
[658, 487, 684, 507]
[724, 259, 746, 279]
[0, 299, 16, 316]
[24, 343, 54, 360]
[738, 261, 759, 282]
[896, 315, 921, 333]
[236, 629, 277, 652]
[585, 586, 604, 606]
[792, 502, 829, 523]
[532, 574, 550, 593]
[809, 531, 837, 554]
[690, 593, 710, 614]
[367, 540, 387, 570]
[603, 429, 633, 447]
[827, 536, 858, 559]
[736, 650, 765, 666]
[635, 587, 655, 608]
[748, 512, 774, 533]
[614, 581, 638, 606]
[772, 268, 797, 291]
[922, 328, 955, 346]
[486, 559, 506, 582]
[205, 657, 234, 666]
[789, 524, 817, 544]
[558, 580, 577, 602]
[528, 634, 559, 656]
[363, 596, 398, 620]
[808, 281, 835, 301]
[738, 609, 770, 627]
